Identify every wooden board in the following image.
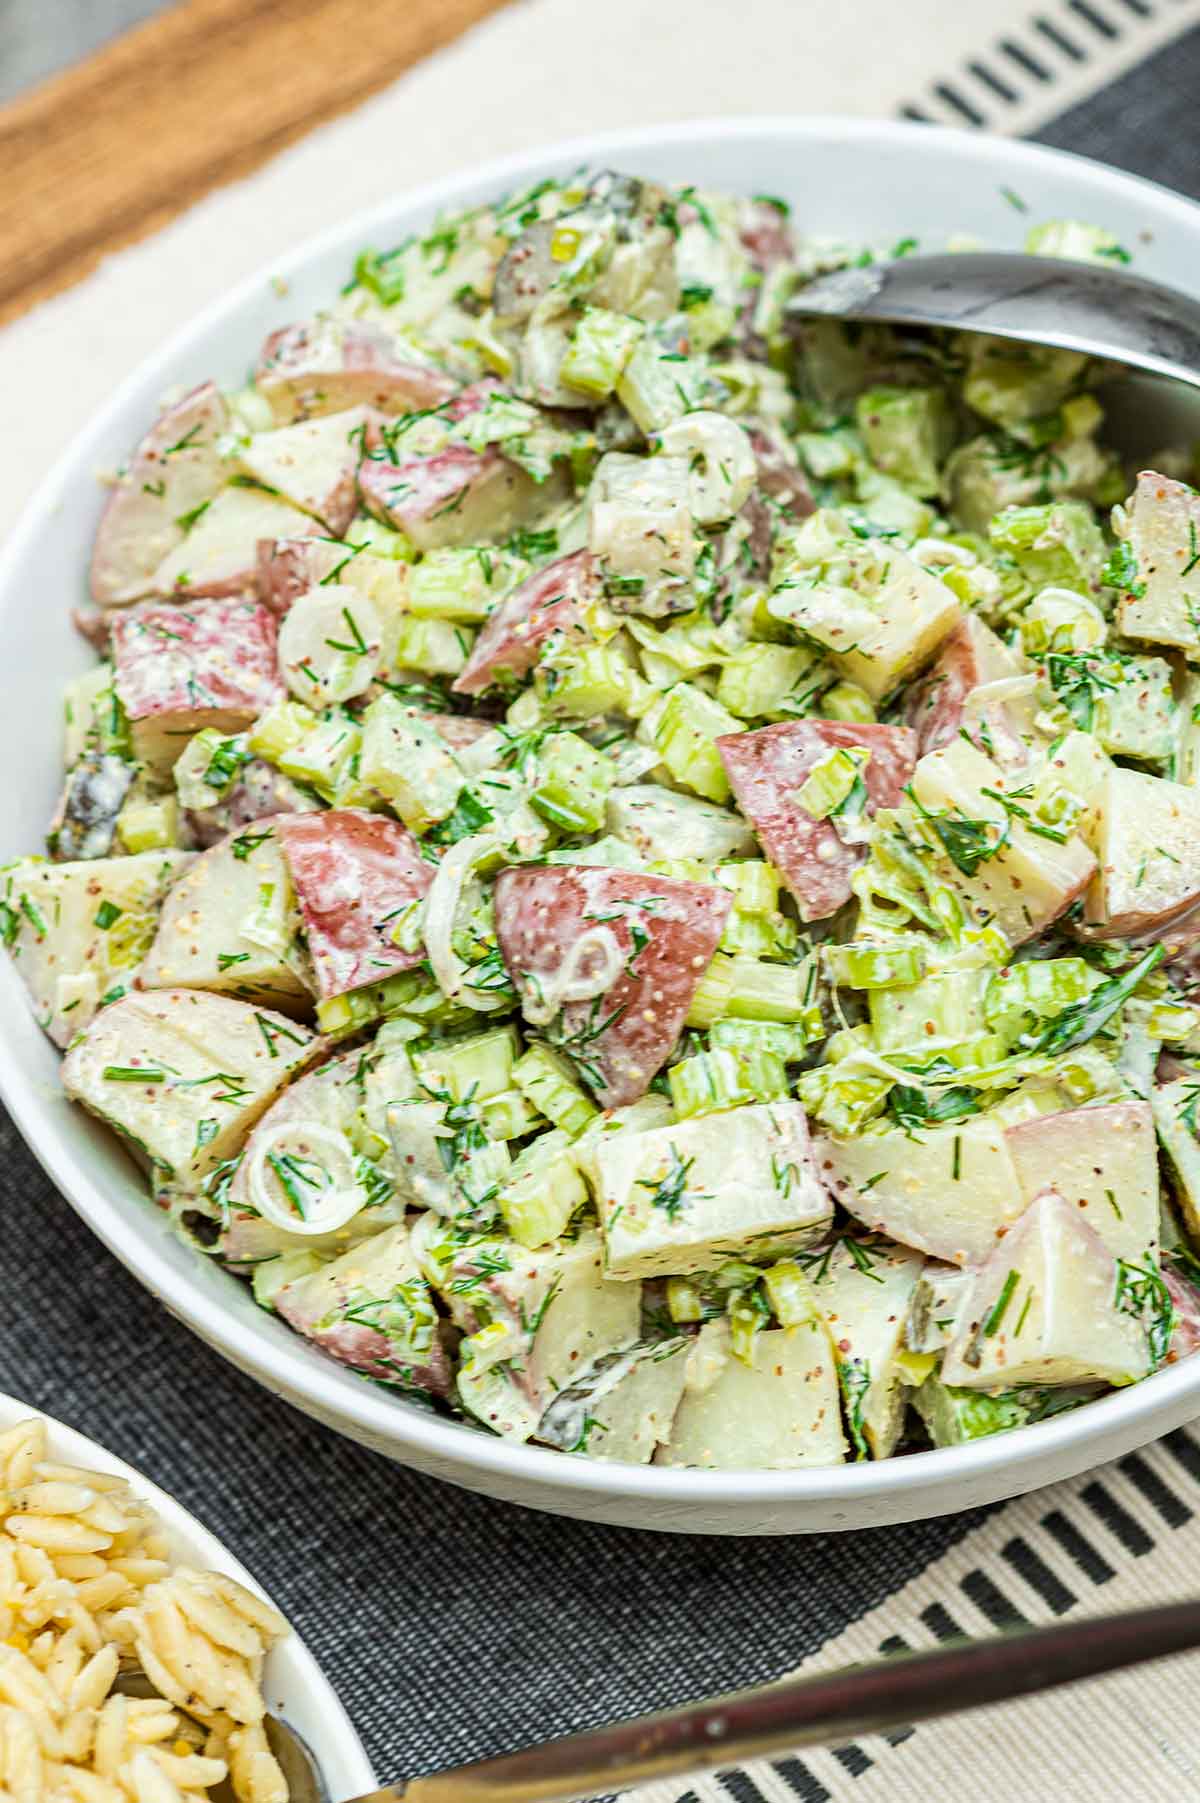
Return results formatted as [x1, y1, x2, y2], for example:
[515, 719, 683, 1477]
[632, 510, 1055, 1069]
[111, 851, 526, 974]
[0, 0, 514, 326]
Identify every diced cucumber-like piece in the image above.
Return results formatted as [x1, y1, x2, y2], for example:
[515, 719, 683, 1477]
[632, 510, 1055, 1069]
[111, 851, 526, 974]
[710, 1018, 812, 1064]
[512, 1041, 598, 1136]
[687, 952, 822, 1031]
[914, 1378, 1034, 1447]
[248, 699, 318, 765]
[538, 644, 643, 718]
[316, 968, 468, 1039]
[714, 861, 782, 916]
[560, 306, 644, 399]
[854, 384, 952, 498]
[825, 940, 927, 991]
[392, 615, 475, 676]
[716, 643, 821, 720]
[359, 695, 463, 830]
[277, 712, 362, 802]
[407, 547, 527, 623]
[529, 731, 614, 833]
[668, 1044, 787, 1119]
[413, 1025, 520, 1103]
[988, 500, 1105, 593]
[652, 684, 742, 804]
[117, 794, 180, 853]
[500, 1129, 588, 1247]
[820, 680, 877, 724]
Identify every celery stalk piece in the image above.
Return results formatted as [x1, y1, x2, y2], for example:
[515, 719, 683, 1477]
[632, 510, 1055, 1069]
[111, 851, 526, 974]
[413, 1025, 521, 1104]
[983, 957, 1094, 1045]
[248, 699, 319, 765]
[821, 681, 877, 723]
[117, 795, 179, 853]
[276, 712, 362, 802]
[358, 695, 463, 830]
[392, 615, 475, 677]
[668, 1044, 787, 1119]
[512, 1042, 598, 1137]
[652, 683, 743, 803]
[824, 941, 927, 991]
[529, 732, 615, 834]
[988, 500, 1105, 593]
[854, 384, 952, 499]
[710, 1018, 812, 1064]
[560, 306, 644, 399]
[499, 1130, 588, 1248]
[537, 644, 644, 718]
[794, 746, 871, 820]
[761, 1259, 822, 1328]
[716, 643, 823, 721]
[407, 547, 528, 623]
[615, 338, 707, 434]
[686, 952, 823, 1034]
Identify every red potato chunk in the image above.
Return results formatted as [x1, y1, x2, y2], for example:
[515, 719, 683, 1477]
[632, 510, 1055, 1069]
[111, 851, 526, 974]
[183, 758, 320, 848]
[495, 864, 731, 1106]
[452, 550, 598, 696]
[256, 536, 346, 613]
[237, 407, 371, 536]
[275, 808, 433, 999]
[357, 441, 543, 552]
[255, 318, 457, 424]
[275, 1224, 452, 1396]
[91, 382, 230, 606]
[717, 719, 918, 921]
[152, 485, 318, 599]
[111, 596, 284, 773]
[905, 613, 1028, 759]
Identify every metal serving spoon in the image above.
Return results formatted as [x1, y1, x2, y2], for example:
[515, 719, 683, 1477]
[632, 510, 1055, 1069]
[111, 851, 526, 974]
[120, 1596, 1200, 1803]
[786, 251, 1200, 391]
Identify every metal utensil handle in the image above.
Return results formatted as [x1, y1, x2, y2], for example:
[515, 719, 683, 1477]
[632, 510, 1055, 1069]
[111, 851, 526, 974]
[786, 251, 1200, 391]
[376, 1599, 1200, 1803]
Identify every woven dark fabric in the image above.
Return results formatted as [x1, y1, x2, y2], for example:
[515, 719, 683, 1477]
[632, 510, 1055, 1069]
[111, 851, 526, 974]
[2, 31, 1197, 1785]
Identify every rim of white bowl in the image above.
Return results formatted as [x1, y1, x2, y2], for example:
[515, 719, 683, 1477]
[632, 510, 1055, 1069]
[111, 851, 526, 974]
[4, 115, 1200, 1515]
[0, 1393, 374, 1790]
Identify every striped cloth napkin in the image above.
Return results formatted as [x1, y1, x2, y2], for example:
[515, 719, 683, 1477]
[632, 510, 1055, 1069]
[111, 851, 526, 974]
[4, 5, 1200, 1802]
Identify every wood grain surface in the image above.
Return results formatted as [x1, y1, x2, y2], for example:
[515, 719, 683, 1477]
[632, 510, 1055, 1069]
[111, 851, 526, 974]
[0, 0, 513, 325]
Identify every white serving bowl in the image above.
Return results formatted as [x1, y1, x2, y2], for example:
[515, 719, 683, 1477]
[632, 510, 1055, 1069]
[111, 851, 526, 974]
[4, 117, 1200, 1535]
[0, 1394, 373, 1796]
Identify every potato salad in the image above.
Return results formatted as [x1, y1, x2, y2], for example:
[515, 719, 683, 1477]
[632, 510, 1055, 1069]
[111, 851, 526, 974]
[12, 169, 1200, 1470]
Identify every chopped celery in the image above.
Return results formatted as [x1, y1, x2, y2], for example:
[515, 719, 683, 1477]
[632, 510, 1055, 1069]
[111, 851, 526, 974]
[560, 307, 643, 399]
[173, 729, 247, 810]
[392, 615, 474, 676]
[538, 645, 643, 718]
[499, 1130, 588, 1247]
[854, 384, 952, 498]
[686, 952, 823, 1032]
[479, 1087, 542, 1142]
[1026, 220, 1131, 265]
[278, 711, 362, 801]
[616, 338, 707, 434]
[248, 699, 317, 765]
[715, 861, 783, 916]
[512, 1042, 598, 1136]
[794, 746, 870, 820]
[761, 1258, 821, 1328]
[821, 681, 876, 723]
[407, 547, 527, 623]
[716, 643, 821, 720]
[728, 1288, 770, 1366]
[824, 940, 927, 990]
[668, 1044, 787, 1119]
[117, 795, 179, 853]
[359, 695, 462, 829]
[983, 957, 1095, 1045]
[709, 1019, 812, 1063]
[653, 684, 743, 803]
[869, 967, 989, 1050]
[988, 500, 1105, 593]
[529, 732, 614, 834]
[666, 1276, 707, 1323]
[546, 834, 645, 870]
[413, 1025, 520, 1102]
[316, 969, 469, 1038]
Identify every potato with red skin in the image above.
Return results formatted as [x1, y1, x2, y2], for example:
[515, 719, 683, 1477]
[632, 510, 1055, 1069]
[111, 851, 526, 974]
[255, 318, 456, 424]
[494, 864, 731, 1106]
[905, 613, 1028, 760]
[717, 719, 918, 921]
[238, 407, 371, 536]
[183, 759, 320, 848]
[1082, 764, 1200, 939]
[275, 809, 433, 1000]
[111, 596, 284, 773]
[91, 382, 230, 606]
[452, 550, 598, 696]
[1005, 1099, 1159, 1265]
[151, 486, 317, 599]
[358, 441, 547, 552]
[256, 537, 346, 613]
[275, 1224, 453, 1396]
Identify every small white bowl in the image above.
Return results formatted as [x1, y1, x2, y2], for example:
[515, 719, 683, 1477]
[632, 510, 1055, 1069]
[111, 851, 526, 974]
[0, 1394, 374, 1798]
[4, 118, 1200, 1534]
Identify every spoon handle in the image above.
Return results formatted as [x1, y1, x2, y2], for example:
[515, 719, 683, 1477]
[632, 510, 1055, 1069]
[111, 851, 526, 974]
[379, 1598, 1200, 1803]
[787, 251, 1200, 392]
